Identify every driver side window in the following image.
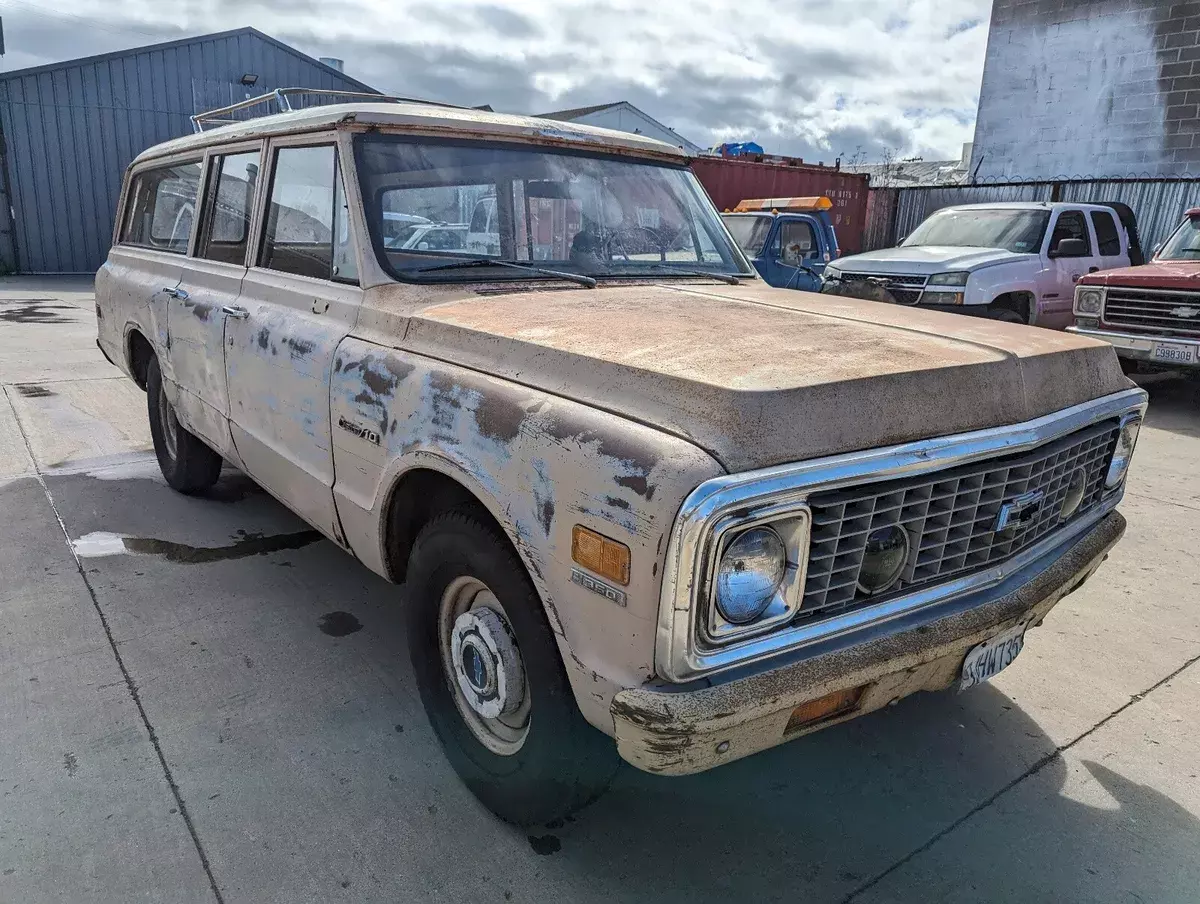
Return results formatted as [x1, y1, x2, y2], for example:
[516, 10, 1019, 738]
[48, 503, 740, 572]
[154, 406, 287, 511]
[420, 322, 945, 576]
[779, 220, 817, 266]
[1049, 211, 1091, 257]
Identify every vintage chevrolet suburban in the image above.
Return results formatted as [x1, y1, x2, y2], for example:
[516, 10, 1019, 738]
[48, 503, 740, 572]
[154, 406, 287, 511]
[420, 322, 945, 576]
[96, 90, 1147, 826]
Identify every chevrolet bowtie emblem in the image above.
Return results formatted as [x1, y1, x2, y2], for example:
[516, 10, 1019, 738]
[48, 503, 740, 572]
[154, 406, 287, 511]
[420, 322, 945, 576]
[1169, 306, 1200, 318]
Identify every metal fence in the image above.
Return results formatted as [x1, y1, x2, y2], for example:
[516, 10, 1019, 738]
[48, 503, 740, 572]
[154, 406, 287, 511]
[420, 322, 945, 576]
[863, 178, 1200, 255]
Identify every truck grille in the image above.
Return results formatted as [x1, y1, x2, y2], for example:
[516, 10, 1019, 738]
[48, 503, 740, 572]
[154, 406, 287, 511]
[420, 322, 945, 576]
[1102, 287, 1200, 338]
[842, 272, 927, 305]
[799, 420, 1120, 622]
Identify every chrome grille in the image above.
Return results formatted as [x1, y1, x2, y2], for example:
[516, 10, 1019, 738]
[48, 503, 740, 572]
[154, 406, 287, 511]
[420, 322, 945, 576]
[800, 420, 1120, 622]
[1102, 287, 1200, 338]
[842, 272, 927, 305]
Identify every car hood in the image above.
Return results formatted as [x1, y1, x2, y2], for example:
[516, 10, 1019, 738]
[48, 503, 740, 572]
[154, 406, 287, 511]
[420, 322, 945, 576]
[834, 245, 1032, 274]
[401, 281, 1130, 473]
[1085, 259, 1200, 288]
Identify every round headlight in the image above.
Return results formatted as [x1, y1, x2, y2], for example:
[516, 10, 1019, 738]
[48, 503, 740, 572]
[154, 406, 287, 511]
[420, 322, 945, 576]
[858, 524, 909, 595]
[715, 527, 787, 625]
[1105, 416, 1141, 489]
[1060, 467, 1088, 520]
[1076, 288, 1103, 315]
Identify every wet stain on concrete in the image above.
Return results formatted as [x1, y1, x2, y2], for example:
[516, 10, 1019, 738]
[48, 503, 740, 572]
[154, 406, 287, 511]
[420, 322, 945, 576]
[0, 302, 74, 324]
[121, 529, 321, 564]
[63, 753, 78, 777]
[256, 328, 270, 351]
[527, 834, 561, 855]
[318, 611, 363, 637]
[15, 384, 54, 398]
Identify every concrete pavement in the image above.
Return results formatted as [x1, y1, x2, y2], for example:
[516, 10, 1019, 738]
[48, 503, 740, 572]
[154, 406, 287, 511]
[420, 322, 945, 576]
[1, 276, 1198, 903]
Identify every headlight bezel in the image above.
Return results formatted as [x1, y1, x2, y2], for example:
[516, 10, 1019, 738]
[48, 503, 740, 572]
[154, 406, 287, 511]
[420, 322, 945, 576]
[927, 271, 971, 287]
[1105, 413, 1141, 490]
[1074, 285, 1105, 316]
[703, 509, 811, 645]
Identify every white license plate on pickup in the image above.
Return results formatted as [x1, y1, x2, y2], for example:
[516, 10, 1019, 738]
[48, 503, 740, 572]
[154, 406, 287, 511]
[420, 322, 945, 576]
[1152, 342, 1197, 365]
[960, 623, 1026, 691]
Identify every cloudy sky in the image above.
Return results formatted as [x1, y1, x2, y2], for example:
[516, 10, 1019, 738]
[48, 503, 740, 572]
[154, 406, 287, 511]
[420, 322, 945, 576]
[1, 0, 992, 163]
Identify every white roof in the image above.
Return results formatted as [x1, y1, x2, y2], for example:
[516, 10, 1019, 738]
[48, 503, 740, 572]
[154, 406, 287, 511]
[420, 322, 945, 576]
[133, 102, 690, 166]
[938, 201, 1114, 213]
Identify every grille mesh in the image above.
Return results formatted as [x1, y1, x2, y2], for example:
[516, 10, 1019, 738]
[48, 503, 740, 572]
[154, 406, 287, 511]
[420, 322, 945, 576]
[842, 272, 927, 305]
[1102, 287, 1200, 338]
[799, 420, 1119, 623]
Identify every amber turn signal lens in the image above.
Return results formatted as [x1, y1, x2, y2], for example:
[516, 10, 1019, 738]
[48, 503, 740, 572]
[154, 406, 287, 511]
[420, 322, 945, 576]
[784, 685, 866, 734]
[572, 525, 631, 586]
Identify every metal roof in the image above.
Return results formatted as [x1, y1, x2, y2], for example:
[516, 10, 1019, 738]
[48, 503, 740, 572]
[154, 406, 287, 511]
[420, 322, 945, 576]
[536, 102, 622, 120]
[134, 101, 690, 165]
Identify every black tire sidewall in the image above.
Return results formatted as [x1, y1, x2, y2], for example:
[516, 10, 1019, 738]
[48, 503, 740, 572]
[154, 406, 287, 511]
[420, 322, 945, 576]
[406, 513, 616, 824]
[145, 355, 222, 493]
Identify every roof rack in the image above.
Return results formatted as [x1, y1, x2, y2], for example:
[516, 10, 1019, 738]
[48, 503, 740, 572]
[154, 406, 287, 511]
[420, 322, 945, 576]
[190, 87, 465, 133]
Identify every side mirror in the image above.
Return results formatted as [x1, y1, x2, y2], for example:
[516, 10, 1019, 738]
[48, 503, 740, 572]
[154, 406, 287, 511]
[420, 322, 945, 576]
[1152, 242, 1163, 259]
[1050, 237, 1088, 258]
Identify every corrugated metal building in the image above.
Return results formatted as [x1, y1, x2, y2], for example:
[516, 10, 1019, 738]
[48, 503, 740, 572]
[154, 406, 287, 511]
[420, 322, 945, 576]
[0, 27, 376, 274]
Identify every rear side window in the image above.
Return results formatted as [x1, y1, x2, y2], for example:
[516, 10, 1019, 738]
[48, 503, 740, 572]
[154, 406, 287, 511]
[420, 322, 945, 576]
[197, 151, 261, 265]
[1091, 210, 1121, 256]
[120, 161, 202, 253]
[258, 145, 356, 283]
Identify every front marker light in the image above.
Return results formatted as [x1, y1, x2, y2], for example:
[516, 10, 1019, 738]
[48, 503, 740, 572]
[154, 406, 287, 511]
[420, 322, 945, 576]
[714, 527, 787, 624]
[1075, 287, 1104, 315]
[1105, 415, 1141, 489]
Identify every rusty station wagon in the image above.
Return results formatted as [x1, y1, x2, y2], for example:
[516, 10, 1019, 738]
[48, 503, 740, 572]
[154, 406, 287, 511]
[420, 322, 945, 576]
[96, 89, 1147, 825]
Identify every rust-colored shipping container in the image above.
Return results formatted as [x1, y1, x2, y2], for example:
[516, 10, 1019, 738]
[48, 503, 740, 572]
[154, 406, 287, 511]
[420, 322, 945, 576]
[691, 156, 870, 254]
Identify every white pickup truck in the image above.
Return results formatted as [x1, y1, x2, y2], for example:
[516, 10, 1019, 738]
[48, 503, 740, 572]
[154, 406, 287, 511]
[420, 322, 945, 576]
[822, 202, 1142, 329]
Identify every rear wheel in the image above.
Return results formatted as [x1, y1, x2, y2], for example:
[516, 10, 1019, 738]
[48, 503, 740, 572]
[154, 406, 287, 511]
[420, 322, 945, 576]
[146, 356, 222, 494]
[405, 511, 618, 825]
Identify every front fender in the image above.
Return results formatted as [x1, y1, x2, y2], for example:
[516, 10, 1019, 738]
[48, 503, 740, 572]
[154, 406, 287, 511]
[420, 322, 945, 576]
[328, 337, 724, 733]
[964, 262, 1039, 310]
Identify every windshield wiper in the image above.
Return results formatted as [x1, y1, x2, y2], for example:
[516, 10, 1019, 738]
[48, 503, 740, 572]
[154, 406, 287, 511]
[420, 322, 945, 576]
[415, 257, 596, 288]
[605, 263, 741, 285]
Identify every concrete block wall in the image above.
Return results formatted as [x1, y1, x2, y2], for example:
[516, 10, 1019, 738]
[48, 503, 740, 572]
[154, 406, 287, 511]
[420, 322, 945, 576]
[971, 0, 1200, 179]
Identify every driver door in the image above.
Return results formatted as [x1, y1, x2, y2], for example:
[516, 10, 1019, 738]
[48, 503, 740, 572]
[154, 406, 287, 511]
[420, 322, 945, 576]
[767, 217, 822, 291]
[1042, 209, 1097, 328]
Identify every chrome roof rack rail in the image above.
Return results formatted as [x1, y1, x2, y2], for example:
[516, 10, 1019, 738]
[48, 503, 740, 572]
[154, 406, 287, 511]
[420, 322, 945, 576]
[190, 87, 466, 133]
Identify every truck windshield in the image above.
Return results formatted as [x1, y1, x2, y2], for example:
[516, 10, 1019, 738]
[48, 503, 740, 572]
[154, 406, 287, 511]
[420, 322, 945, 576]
[1157, 216, 1200, 260]
[355, 135, 751, 282]
[721, 214, 774, 256]
[903, 208, 1049, 254]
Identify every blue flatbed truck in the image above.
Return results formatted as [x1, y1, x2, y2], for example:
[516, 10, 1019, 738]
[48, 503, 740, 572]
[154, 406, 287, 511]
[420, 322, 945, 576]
[720, 196, 840, 291]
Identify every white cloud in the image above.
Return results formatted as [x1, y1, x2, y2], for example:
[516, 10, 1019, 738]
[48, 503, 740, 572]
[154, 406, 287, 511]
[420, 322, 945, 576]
[4, 0, 992, 162]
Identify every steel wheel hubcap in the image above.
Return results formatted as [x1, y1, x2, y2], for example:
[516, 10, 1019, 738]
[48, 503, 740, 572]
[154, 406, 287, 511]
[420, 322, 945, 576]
[439, 576, 530, 755]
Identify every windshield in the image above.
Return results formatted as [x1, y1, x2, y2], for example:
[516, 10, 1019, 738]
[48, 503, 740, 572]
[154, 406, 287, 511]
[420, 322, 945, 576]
[1157, 217, 1200, 260]
[903, 208, 1049, 254]
[355, 136, 751, 282]
[721, 214, 774, 256]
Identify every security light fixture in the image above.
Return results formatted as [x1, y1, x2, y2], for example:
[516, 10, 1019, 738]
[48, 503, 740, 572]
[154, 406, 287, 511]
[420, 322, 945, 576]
[240, 73, 259, 86]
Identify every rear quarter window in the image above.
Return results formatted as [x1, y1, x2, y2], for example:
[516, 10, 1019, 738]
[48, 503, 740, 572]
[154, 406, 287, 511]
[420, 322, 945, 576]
[120, 161, 203, 253]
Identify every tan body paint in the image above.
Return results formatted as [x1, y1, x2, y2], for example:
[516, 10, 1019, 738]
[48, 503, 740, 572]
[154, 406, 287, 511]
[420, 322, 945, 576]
[96, 104, 1137, 768]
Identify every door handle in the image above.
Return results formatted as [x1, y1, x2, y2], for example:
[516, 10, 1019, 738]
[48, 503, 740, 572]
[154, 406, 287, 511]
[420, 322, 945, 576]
[162, 286, 188, 299]
[221, 305, 250, 319]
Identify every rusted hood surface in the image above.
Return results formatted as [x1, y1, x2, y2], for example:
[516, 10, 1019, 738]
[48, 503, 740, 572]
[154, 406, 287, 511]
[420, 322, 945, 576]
[403, 282, 1132, 473]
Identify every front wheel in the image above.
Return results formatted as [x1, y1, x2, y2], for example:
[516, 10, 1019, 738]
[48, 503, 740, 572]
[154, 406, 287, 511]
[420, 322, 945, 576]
[405, 511, 618, 825]
[988, 306, 1026, 324]
[146, 356, 222, 494]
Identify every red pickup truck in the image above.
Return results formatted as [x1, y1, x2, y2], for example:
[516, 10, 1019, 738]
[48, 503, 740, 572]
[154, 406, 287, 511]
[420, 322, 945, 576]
[1070, 208, 1200, 370]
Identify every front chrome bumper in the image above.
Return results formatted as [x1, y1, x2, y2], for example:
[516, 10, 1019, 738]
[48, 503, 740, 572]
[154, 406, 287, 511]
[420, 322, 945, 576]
[613, 510, 1125, 775]
[1068, 325, 1200, 368]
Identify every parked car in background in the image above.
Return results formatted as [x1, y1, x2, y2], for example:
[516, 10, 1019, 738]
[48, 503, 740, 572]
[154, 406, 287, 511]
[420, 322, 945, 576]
[393, 223, 470, 252]
[98, 92, 1145, 827]
[720, 197, 840, 291]
[822, 202, 1142, 328]
[1070, 207, 1200, 370]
